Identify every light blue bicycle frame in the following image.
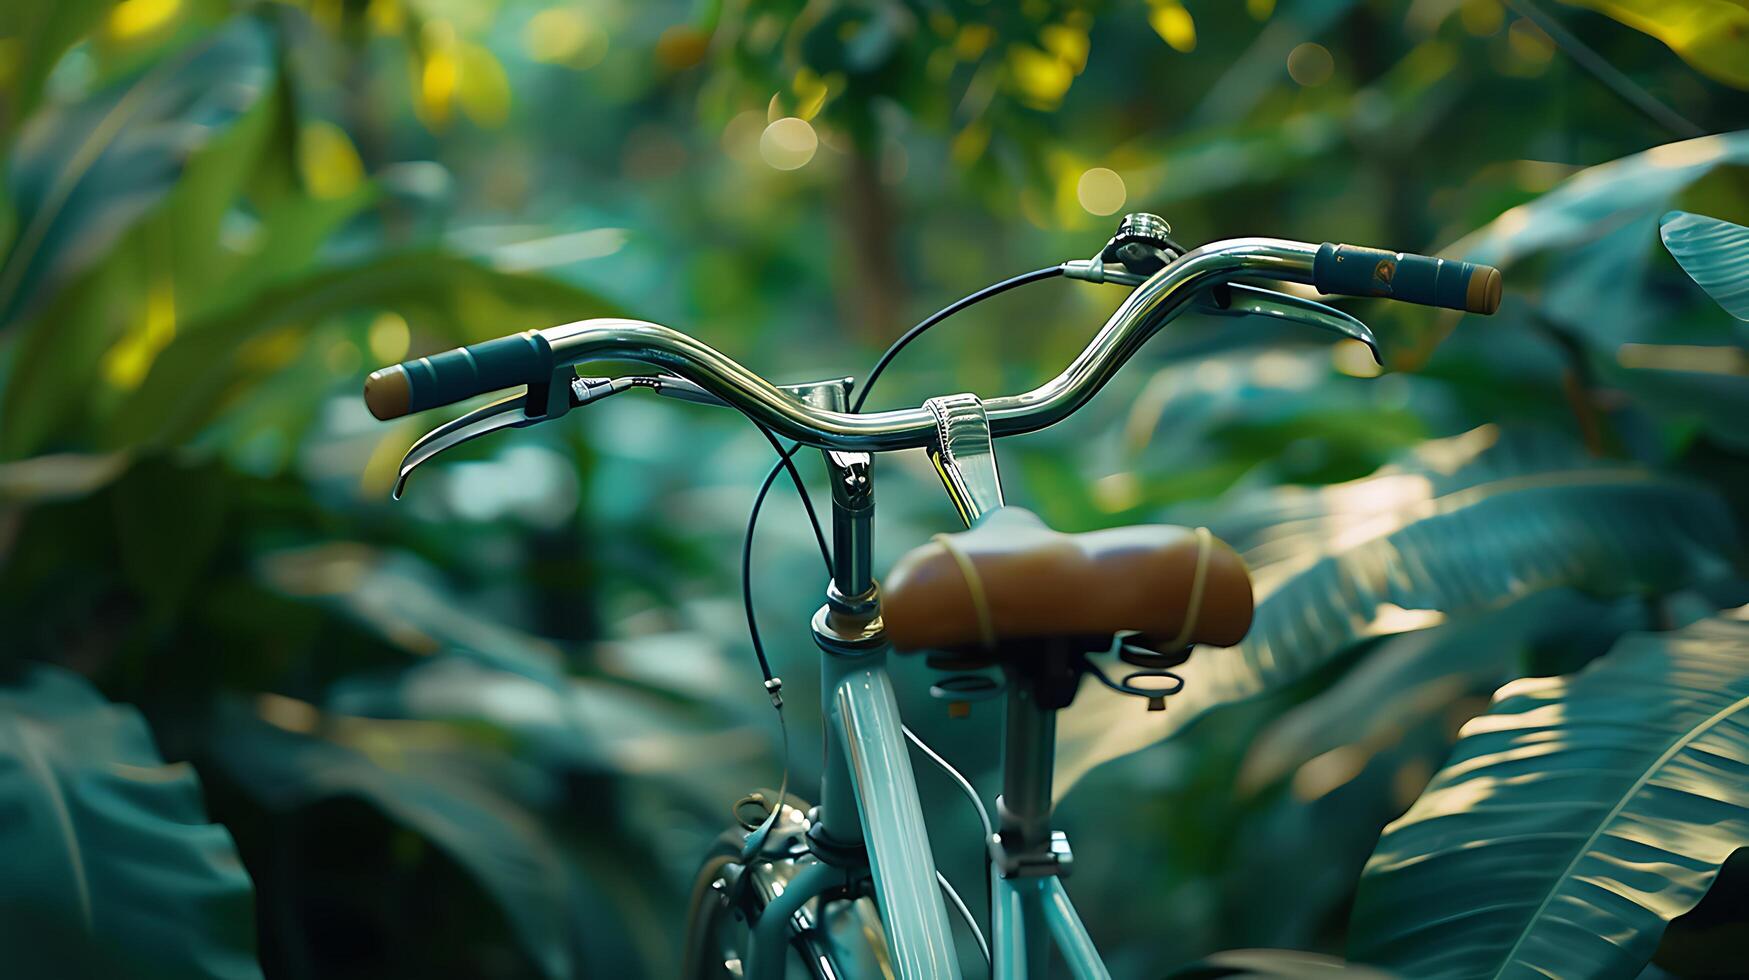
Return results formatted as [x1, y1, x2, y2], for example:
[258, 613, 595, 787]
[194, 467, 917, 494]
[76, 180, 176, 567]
[746, 385, 1111, 980]
[376, 236, 1382, 980]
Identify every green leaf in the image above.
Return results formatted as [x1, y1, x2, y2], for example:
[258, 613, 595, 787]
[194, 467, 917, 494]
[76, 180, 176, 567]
[0, 227, 149, 457]
[0, 451, 129, 502]
[1056, 427, 1745, 792]
[1660, 210, 1749, 320]
[107, 249, 624, 449]
[255, 542, 575, 682]
[1116, 346, 1438, 502]
[1446, 132, 1749, 272]
[207, 700, 573, 980]
[1601, 346, 1749, 452]
[1166, 948, 1396, 979]
[1348, 614, 1749, 978]
[0, 16, 274, 330]
[1429, 134, 1749, 355]
[1234, 590, 1639, 796]
[0, 100, 368, 460]
[261, 543, 772, 799]
[1559, 1, 1749, 89]
[314, 651, 759, 974]
[0, 0, 114, 141]
[0, 664, 260, 980]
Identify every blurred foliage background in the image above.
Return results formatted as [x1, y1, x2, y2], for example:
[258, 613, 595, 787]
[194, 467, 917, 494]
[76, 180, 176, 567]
[2, 0, 1749, 977]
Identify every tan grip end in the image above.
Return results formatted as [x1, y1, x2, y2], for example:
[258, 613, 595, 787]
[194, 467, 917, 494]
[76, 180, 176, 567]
[364, 366, 412, 420]
[1467, 265, 1503, 315]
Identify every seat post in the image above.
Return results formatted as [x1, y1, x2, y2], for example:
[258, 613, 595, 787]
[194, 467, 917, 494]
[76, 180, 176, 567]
[993, 644, 1081, 878]
[999, 677, 1057, 849]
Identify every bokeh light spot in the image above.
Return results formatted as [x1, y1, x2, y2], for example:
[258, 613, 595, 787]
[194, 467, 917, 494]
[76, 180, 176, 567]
[102, 279, 176, 390]
[297, 121, 364, 200]
[1040, 24, 1090, 74]
[1149, 2, 1197, 53]
[1008, 44, 1075, 108]
[368, 0, 405, 36]
[1093, 472, 1141, 512]
[106, 0, 181, 41]
[368, 313, 411, 364]
[525, 8, 607, 69]
[760, 117, 817, 171]
[1287, 42, 1334, 86]
[1076, 167, 1127, 216]
[419, 48, 458, 129]
[456, 44, 511, 127]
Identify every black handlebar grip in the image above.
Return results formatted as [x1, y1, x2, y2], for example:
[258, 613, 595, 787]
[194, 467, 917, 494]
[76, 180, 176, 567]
[1313, 243, 1501, 315]
[364, 331, 555, 420]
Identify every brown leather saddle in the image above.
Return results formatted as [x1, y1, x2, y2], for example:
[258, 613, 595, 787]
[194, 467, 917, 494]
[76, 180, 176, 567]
[880, 507, 1254, 655]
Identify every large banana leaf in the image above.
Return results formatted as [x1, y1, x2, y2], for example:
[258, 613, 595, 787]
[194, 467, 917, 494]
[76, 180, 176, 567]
[1055, 427, 1743, 792]
[1661, 210, 1749, 321]
[1234, 589, 1642, 796]
[1411, 132, 1749, 361]
[0, 664, 260, 979]
[0, 16, 274, 329]
[1447, 132, 1749, 272]
[1347, 614, 1749, 978]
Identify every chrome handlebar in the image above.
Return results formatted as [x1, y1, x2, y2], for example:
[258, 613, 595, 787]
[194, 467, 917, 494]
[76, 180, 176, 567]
[536, 237, 1321, 452]
[376, 234, 1408, 496]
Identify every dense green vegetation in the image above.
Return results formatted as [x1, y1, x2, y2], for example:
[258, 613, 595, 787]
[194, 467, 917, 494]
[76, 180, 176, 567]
[2, 1, 1748, 977]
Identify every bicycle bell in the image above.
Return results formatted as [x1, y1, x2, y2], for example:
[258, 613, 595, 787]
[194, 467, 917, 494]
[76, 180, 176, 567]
[1100, 212, 1178, 276]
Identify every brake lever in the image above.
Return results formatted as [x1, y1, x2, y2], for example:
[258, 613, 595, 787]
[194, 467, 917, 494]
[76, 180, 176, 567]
[1197, 283, 1381, 364]
[392, 375, 632, 498]
[393, 373, 857, 498]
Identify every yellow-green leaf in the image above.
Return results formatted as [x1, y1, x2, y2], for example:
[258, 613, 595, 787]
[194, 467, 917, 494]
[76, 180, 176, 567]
[1562, 0, 1749, 89]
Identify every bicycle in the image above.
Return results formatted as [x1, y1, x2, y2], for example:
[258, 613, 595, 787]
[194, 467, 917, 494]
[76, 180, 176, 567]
[363, 215, 1502, 979]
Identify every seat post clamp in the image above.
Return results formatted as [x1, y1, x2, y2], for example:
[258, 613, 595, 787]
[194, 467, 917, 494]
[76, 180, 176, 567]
[988, 826, 1074, 879]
